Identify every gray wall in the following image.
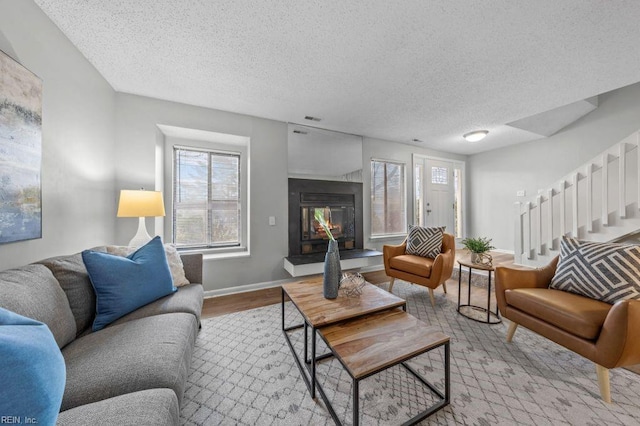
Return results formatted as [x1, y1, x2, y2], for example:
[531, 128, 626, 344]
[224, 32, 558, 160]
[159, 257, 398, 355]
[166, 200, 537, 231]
[114, 93, 289, 291]
[467, 82, 640, 250]
[0, 0, 116, 270]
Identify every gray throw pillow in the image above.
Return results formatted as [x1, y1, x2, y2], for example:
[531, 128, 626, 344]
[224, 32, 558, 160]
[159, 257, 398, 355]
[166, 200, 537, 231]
[549, 236, 640, 304]
[406, 225, 445, 258]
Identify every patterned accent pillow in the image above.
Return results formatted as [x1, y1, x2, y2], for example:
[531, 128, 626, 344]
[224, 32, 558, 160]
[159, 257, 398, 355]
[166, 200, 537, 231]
[549, 236, 640, 304]
[406, 225, 445, 258]
[106, 243, 190, 287]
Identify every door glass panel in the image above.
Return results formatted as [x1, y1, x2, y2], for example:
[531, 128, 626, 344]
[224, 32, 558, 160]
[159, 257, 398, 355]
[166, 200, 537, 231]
[454, 168, 462, 238]
[431, 166, 448, 184]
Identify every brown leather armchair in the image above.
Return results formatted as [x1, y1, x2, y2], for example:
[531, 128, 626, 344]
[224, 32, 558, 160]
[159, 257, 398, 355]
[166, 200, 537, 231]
[495, 256, 640, 403]
[383, 233, 455, 307]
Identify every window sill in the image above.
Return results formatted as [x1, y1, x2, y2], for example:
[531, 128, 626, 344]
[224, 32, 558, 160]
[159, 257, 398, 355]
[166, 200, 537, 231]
[369, 234, 407, 241]
[179, 247, 250, 260]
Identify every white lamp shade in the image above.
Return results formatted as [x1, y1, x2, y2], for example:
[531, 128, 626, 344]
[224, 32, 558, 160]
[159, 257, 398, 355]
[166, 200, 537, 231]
[117, 190, 165, 217]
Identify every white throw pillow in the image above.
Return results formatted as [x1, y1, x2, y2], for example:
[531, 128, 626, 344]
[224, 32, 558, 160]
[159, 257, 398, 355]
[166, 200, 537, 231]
[105, 243, 190, 287]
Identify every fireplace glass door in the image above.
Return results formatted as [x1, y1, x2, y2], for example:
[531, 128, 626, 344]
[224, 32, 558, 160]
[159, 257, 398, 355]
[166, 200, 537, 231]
[301, 205, 355, 254]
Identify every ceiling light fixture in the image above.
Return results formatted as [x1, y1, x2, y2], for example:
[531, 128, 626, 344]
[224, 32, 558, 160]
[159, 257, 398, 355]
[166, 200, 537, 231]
[463, 130, 489, 142]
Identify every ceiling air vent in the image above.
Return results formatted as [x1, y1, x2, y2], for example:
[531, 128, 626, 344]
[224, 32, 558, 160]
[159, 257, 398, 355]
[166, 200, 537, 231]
[304, 116, 321, 122]
[293, 130, 308, 135]
[412, 138, 423, 143]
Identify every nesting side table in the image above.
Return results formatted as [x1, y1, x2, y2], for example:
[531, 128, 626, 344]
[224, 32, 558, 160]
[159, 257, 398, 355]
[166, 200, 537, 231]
[456, 259, 501, 324]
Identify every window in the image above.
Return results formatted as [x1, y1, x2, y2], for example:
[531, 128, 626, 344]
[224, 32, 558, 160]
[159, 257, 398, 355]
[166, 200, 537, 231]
[431, 166, 448, 184]
[371, 159, 406, 236]
[415, 163, 423, 226]
[173, 146, 241, 249]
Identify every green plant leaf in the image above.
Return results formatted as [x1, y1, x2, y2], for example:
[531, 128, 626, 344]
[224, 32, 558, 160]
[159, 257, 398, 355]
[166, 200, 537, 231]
[461, 236, 495, 253]
[314, 208, 335, 241]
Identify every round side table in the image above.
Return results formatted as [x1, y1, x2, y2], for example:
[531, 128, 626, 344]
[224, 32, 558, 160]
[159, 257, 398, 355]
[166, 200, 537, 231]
[457, 258, 501, 324]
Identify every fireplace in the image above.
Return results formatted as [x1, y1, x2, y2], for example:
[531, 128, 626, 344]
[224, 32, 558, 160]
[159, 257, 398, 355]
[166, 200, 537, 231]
[288, 179, 363, 256]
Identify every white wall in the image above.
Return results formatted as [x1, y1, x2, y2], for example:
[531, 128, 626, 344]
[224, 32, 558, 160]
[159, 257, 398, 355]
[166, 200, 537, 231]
[114, 93, 289, 291]
[362, 137, 466, 251]
[467, 82, 640, 251]
[0, 0, 116, 271]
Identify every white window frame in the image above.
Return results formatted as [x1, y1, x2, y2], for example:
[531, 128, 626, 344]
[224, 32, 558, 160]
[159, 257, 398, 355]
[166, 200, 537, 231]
[370, 158, 407, 238]
[163, 131, 249, 257]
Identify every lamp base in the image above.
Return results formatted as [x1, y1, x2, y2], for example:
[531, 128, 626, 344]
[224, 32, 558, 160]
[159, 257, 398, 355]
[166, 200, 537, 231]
[128, 217, 153, 247]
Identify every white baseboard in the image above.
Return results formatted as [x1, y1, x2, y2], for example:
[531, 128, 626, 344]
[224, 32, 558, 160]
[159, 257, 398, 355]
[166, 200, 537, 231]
[357, 264, 385, 273]
[492, 248, 515, 254]
[203, 278, 293, 298]
[204, 265, 387, 298]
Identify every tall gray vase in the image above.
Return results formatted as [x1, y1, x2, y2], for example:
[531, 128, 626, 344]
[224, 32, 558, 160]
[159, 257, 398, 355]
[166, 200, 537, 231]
[323, 240, 342, 299]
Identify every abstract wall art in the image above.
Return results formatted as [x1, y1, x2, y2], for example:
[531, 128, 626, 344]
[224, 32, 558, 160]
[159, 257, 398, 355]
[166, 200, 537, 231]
[0, 50, 42, 244]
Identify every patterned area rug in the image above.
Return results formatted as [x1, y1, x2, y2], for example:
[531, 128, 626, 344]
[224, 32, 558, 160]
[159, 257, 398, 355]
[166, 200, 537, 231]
[180, 281, 640, 425]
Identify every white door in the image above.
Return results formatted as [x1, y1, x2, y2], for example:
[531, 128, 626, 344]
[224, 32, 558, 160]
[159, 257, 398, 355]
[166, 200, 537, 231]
[424, 159, 456, 234]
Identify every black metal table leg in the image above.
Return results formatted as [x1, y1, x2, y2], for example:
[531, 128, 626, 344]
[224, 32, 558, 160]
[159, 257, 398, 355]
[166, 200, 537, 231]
[281, 287, 285, 330]
[353, 379, 359, 426]
[445, 341, 451, 405]
[311, 325, 316, 399]
[457, 263, 462, 309]
[467, 265, 471, 305]
[487, 270, 491, 323]
[304, 322, 309, 363]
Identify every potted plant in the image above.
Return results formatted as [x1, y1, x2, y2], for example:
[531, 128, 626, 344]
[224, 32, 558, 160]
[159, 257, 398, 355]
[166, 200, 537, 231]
[461, 236, 495, 264]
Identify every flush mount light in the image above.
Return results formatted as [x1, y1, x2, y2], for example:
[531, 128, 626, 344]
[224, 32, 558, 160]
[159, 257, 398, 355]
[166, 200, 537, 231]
[463, 130, 489, 142]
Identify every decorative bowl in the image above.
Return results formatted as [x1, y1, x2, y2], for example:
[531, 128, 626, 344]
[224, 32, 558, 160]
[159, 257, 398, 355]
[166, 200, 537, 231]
[339, 272, 366, 297]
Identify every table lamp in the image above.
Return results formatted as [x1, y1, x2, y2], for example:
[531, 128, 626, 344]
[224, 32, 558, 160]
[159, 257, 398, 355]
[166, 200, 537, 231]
[117, 189, 166, 247]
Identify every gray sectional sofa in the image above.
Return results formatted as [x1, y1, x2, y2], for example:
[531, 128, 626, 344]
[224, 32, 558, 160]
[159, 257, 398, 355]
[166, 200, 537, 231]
[0, 250, 203, 425]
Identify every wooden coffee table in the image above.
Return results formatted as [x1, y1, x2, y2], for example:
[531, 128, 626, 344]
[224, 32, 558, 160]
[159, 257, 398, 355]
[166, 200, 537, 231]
[281, 277, 406, 398]
[281, 277, 450, 425]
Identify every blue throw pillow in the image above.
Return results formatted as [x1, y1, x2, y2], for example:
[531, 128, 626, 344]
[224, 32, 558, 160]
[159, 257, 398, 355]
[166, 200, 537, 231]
[0, 307, 66, 425]
[82, 236, 177, 331]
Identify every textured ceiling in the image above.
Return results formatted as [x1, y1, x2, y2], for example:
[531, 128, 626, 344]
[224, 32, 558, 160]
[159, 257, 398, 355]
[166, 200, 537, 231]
[35, 1, 640, 155]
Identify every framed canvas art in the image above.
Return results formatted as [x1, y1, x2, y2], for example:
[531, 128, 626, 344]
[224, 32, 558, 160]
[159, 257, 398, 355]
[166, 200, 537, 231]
[0, 50, 42, 244]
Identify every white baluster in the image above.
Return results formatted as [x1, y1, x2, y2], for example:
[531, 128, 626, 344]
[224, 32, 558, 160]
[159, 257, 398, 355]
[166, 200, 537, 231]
[620, 143, 626, 219]
[547, 188, 554, 250]
[602, 155, 609, 226]
[514, 202, 523, 264]
[559, 180, 566, 237]
[525, 202, 532, 260]
[586, 164, 593, 233]
[572, 173, 579, 238]
[536, 195, 543, 255]
[637, 133, 640, 211]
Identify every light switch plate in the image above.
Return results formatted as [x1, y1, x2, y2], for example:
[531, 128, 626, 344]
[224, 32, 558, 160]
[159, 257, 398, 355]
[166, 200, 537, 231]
[516, 190, 526, 197]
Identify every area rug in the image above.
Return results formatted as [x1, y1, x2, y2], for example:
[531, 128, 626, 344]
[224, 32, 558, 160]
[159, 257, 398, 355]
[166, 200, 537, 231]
[180, 281, 640, 425]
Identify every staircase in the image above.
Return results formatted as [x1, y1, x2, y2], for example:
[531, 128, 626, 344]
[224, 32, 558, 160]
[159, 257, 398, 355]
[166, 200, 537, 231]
[514, 130, 640, 267]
